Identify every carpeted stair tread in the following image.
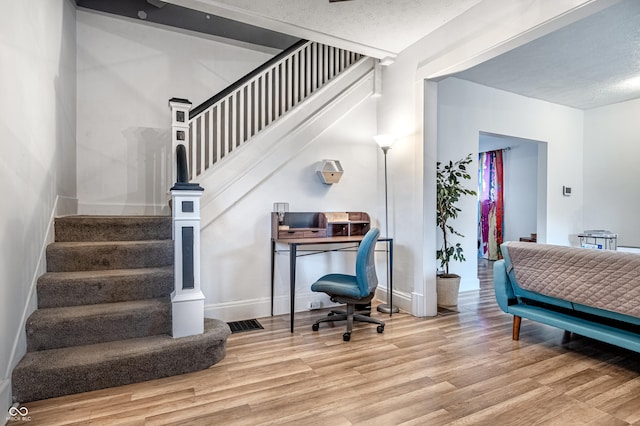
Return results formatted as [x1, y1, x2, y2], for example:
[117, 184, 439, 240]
[26, 299, 171, 351]
[13, 318, 231, 403]
[55, 215, 172, 242]
[37, 266, 173, 308]
[46, 240, 173, 272]
[13, 215, 230, 403]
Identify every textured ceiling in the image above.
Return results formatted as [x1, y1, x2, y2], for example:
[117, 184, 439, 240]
[200, 0, 482, 55]
[78, 0, 640, 110]
[453, 0, 640, 110]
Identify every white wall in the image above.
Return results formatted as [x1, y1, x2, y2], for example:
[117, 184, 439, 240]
[201, 97, 381, 320]
[376, 47, 431, 316]
[0, 0, 77, 410]
[376, 0, 598, 317]
[76, 10, 277, 214]
[437, 77, 584, 291]
[584, 98, 640, 247]
[479, 134, 539, 244]
[502, 142, 539, 243]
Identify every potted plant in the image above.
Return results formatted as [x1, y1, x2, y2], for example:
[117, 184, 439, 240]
[436, 153, 476, 306]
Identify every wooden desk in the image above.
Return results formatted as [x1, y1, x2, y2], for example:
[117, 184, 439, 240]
[270, 235, 393, 333]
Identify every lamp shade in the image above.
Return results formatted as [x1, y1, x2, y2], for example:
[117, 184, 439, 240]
[374, 134, 395, 149]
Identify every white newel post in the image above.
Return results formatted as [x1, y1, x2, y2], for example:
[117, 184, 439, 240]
[169, 98, 192, 186]
[169, 97, 205, 338]
[170, 187, 205, 338]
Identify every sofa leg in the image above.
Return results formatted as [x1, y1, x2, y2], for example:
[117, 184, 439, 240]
[562, 330, 572, 344]
[512, 316, 521, 340]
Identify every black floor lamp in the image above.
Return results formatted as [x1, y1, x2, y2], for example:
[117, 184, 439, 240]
[374, 134, 399, 314]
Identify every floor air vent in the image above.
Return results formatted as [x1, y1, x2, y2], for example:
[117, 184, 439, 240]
[227, 319, 264, 333]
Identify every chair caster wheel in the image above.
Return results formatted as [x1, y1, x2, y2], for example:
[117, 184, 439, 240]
[377, 325, 384, 333]
[312, 323, 319, 331]
[343, 333, 351, 341]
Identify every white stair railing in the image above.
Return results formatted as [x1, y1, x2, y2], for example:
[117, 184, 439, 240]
[170, 40, 365, 182]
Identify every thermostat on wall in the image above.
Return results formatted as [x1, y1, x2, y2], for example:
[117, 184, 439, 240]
[563, 186, 572, 196]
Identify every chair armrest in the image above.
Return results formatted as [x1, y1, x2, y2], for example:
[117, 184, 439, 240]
[494, 259, 515, 312]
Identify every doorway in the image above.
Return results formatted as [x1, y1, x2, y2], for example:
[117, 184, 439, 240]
[478, 132, 544, 259]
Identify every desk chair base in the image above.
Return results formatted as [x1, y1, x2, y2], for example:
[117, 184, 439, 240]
[312, 304, 384, 341]
[329, 303, 371, 317]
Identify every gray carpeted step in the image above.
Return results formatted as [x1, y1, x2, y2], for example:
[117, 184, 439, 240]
[13, 318, 231, 403]
[13, 215, 230, 403]
[46, 240, 173, 272]
[37, 267, 173, 308]
[26, 299, 171, 351]
[55, 215, 172, 242]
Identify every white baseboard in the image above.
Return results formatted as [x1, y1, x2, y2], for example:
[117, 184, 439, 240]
[206, 289, 412, 323]
[3, 197, 61, 405]
[77, 201, 170, 216]
[205, 298, 271, 323]
[375, 286, 413, 313]
[204, 292, 340, 323]
[619, 246, 640, 254]
[1, 379, 11, 418]
[411, 291, 426, 317]
[411, 291, 438, 317]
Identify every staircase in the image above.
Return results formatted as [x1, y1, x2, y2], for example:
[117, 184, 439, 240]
[12, 216, 230, 403]
[169, 40, 375, 227]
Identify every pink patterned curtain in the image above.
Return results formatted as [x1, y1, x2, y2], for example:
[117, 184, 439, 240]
[478, 150, 504, 260]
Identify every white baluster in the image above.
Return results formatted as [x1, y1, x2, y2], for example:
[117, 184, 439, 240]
[253, 78, 260, 134]
[305, 45, 312, 99]
[230, 93, 236, 150]
[311, 43, 318, 92]
[323, 44, 329, 85]
[213, 103, 223, 163]
[206, 109, 213, 169]
[260, 74, 267, 130]
[220, 99, 227, 158]
[271, 65, 280, 121]
[193, 117, 199, 177]
[199, 115, 206, 176]
[238, 88, 245, 144]
[286, 57, 293, 111]
[266, 70, 272, 126]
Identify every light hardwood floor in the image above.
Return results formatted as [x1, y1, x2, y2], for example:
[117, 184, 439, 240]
[17, 260, 640, 425]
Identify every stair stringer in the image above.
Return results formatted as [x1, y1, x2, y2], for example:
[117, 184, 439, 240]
[196, 57, 375, 229]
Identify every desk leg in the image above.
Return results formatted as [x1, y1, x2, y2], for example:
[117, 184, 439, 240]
[289, 243, 297, 333]
[270, 240, 275, 316]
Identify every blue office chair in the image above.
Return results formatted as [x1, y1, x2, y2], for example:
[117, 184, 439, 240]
[311, 228, 385, 341]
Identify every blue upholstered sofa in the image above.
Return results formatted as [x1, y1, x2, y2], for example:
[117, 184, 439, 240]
[494, 241, 640, 353]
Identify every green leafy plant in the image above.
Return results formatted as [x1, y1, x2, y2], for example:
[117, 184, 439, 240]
[436, 153, 477, 275]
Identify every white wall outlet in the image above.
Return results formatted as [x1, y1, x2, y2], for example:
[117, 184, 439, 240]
[308, 301, 322, 310]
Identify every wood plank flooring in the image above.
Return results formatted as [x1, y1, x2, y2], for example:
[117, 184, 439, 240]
[17, 260, 640, 425]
